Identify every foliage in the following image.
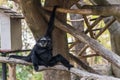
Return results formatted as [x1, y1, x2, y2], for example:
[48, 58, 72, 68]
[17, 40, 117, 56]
[16, 65, 43, 80]
[16, 65, 33, 80]
[0, 0, 7, 6]
[32, 72, 43, 80]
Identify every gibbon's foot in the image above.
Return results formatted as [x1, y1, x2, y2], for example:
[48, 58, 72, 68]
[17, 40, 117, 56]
[34, 66, 39, 71]
[8, 55, 17, 60]
[67, 64, 74, 70]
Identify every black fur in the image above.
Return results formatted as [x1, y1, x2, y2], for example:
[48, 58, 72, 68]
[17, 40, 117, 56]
[9, 6, 73, 71]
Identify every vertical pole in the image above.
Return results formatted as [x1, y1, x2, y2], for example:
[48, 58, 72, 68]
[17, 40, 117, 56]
[8, 18, 22, 80]
[2, 53, 7, 80]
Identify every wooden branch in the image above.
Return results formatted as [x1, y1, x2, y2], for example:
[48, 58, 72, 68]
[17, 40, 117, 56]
[92, 28, 102, 31]
[44, 5, 120, 16]
[67, 18, 84, 22]
[81, 54, 100, 58]
[78, 17, 115, 56]
[78, 44, 89, 56]
[83, 15, 95, 38]
[69, 53, 99, 74]
[95, 18, 116, 38]
[0, 57, 119, 80]
[84, 16, 103, 34]
[0, 49, 31, 54]
[0, 57, 31, 65]
[69, 40, 79, 49]
[83, 15, 91, 27]
[38, 65, 120, 80]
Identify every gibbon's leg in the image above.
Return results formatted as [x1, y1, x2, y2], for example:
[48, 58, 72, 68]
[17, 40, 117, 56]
[8, 49, 34, 62]
[31, 53, 39, 71]
[39, 60, 49, 67]
[48, 54, 73, 70]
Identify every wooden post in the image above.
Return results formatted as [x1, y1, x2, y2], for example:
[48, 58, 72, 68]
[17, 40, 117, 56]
[8, 18, 22, 80]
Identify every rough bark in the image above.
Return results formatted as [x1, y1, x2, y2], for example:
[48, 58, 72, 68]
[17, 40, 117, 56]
[19, 0, 47, 40]
[8, 64, 16, 80]
[1, 57, 120, 80]
[109, 21, 120, 77]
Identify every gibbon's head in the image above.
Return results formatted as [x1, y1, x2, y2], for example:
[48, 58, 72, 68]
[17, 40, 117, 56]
[37, 36, 52, 47]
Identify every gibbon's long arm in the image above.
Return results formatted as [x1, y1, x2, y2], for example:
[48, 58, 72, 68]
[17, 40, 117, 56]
[45, 5, 58, 37]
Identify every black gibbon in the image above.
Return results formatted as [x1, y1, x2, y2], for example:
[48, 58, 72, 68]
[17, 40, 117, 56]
[9, 6, 73, 71]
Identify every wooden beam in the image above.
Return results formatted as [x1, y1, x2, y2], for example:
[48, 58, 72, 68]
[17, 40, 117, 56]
[44, 5, 120, 16]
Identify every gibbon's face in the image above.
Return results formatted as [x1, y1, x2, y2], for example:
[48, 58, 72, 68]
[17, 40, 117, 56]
[37, 37, 52, 47]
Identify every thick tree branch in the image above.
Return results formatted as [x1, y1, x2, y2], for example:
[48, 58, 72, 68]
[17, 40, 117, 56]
[38, 65, 120, 80]
[0, 57, 31, 65]
[69, 53, 99, 74]
[0, 49, 31, 54]
[0, 49, 98, 74]
[44, 5, 120, 16]
[0, 57, 119, 80]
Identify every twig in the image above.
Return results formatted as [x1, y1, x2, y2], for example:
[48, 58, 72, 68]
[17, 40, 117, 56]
[81, 54, 100, 58]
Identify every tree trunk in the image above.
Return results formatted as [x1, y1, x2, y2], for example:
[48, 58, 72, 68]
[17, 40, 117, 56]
[108, 21, 120, 77]
[43, 0, 71, 80]
[19, 0, 47, 40]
